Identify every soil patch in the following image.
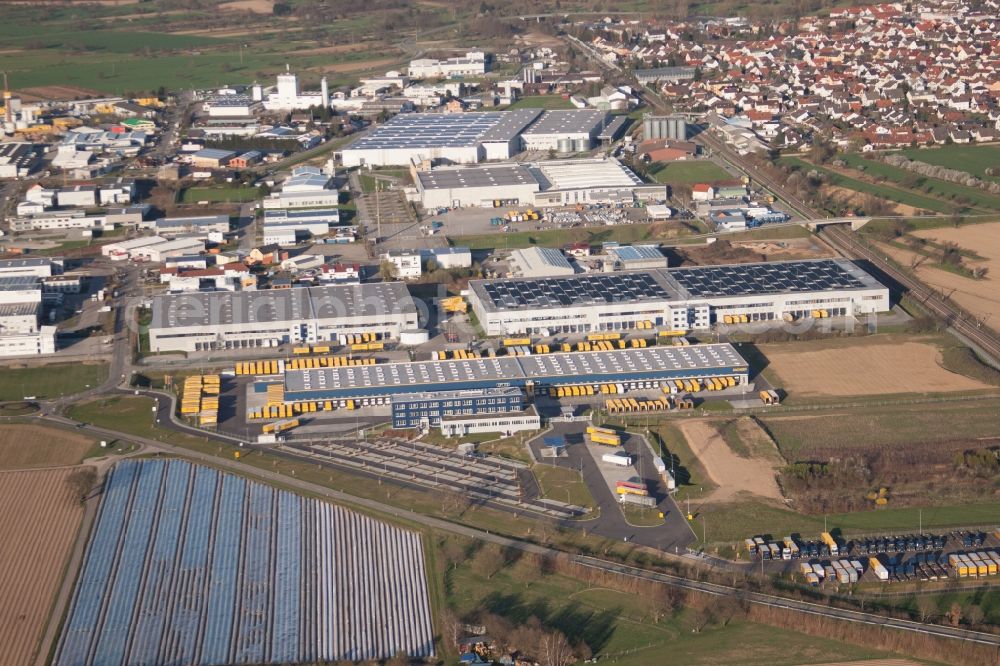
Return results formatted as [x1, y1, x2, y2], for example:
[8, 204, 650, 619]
[764, 339, 990, 397]
[677, 419, 784, 504]
[0, 467, 84, 666]
[307, 58, 400, 74]
[219, 0, 274, 13]
[0, 424, 94, 469]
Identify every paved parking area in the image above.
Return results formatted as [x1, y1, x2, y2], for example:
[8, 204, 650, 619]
[529, 422, 695, 552]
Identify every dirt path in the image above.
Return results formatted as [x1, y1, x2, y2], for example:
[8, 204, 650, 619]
[677, 420, 784, 504]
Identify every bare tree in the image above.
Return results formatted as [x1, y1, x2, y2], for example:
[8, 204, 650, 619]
[916, 595, 938, 623]
[539, 630, 575, 666]
[471, 545, 505, 580]
[66, 468, 97, 503]
[965, 604, 985, 627]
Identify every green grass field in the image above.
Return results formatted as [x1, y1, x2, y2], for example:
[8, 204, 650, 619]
[0, 2, 399, 94]
[0, 364, 107, 401]
[533, 464, 596, 510]
[781, 157, 959, 214]
[900, 144, 1000, 182]
[758, 398, 1000, 459]
[505, 95, 575, 110]
[838, 153, 1000, 211]
[444, 540, 891, 664]
[651, 161, 732, 184]
[180, 187, 259, 204]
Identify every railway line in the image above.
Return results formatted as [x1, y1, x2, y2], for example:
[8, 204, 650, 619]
[821, 225, 1000, 365]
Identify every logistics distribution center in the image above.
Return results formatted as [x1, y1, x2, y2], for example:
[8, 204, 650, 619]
[468, 259, 890, 336]
[341, 108, 618, 167]
[147, 283, 419, 352]
[415, 157, 666, 208]
[267, 344, 749, 429]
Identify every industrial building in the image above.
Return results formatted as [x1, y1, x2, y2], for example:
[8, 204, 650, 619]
[0, 142, 42, 178]
[467, 259, 890, 336]
[147, 282, 419, 352]
[509, 247, 575, 278]
[0, 257, 60, 279]
[643, 114, 688, 141]
[415, 157, 666, 209]
[142, 215, 231, 236]
[634, 67, 697, 84]
[407, 51, 487, 79]
[604, 244, 670, 271]
[0, 274, 55, 357]
[341, 109, 542, 167]
[519, 109, 607, 151]
[257, 69, 330, 111]
[263, 208, 340, 245]
[280, 344, 749, 409]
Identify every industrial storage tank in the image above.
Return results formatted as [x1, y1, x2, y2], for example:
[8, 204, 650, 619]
[399, 329, 430, 346]
[557, 138, 574, 153]
[574, 138, 592, 152]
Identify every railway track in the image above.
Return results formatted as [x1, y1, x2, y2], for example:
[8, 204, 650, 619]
[573, 556, 1000, 648]
[821, 225, 1000, 365]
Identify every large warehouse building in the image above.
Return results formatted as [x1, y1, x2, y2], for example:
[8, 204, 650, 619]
[467, 259, 890, 336]
[148, 283, 419, 352]
[341, 109, 621, 167]
[278, 343, 749, 415]
[341, 109, 542, 167]
[414, 157, 666, 208]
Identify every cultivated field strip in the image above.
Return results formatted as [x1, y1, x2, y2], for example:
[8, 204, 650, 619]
[0, 468, 84, 666]
[55, 459, 434, 665]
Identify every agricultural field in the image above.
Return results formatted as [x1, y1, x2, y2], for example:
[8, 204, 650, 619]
[651, 160, 732, 184]
[0, 468, 85, 666]
[0, 424, 96, 470]
[57, 459, 434, 664]
[900, 144, 1000, 182]
[902, 221, 1000, 325]
[0, 1, 409, 94]
[0, 363, 107, 401]
[761, 335, 994, 399]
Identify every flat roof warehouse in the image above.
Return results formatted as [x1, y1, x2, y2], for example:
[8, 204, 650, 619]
[150, 283, 416, 329]
[282, 344, 748, 401]
[470, 259, 883, 312]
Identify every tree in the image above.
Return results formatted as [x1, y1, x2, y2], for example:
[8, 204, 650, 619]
[947, 602, 963, 626]
[471, 544, 505, 579]
[965, 604, 985, 627]
[379, 260, 398, 280]
[916, 596, 938, 623]
[539, 630, 575, 666]
[66, 468, 97, 503]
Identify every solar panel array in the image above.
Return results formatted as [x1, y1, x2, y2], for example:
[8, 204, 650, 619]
[481, 272, 672, 309]
[669, 259, 868, 298]
[519, 345, 742, 377]
[55, 459, 434, 666]
[350, 112, 508, 149]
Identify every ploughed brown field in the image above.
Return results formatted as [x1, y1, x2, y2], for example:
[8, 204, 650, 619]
[0, 468, 84, 666]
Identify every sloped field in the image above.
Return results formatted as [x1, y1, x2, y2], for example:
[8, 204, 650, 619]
[55, 459, 434, 665]
[0, 468, 83, 666]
